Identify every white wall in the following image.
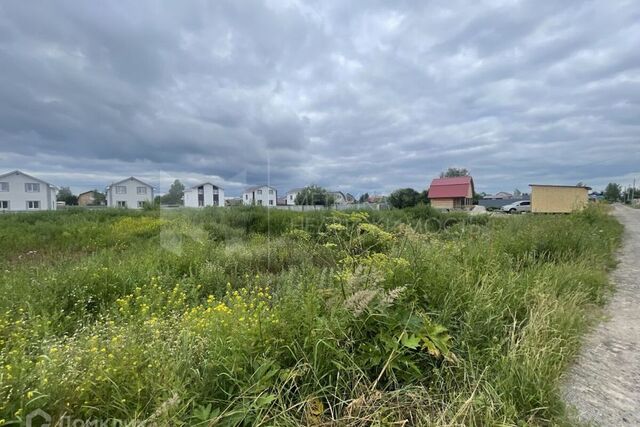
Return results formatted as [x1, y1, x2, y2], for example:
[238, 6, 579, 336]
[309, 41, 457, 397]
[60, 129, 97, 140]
[0, 171, 57, 211]
[106, 178, 153, 209]
[184, 183, 225, 207]
[286, 191, 299, 205]
[243, 186, 277, 206]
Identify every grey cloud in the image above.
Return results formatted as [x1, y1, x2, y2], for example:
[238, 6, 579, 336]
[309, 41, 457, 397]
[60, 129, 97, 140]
[0, 0, 638, 196]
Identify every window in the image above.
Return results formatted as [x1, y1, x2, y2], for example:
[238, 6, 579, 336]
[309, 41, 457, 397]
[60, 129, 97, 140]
[522, 201, 530, 206]
[269, 189, 274, 195]
[245, 194, 248, 200]
[115, 186, 127, 194]
[0, 201, 8, 209]
[27, 201, 40, 209]
[269, 200, 273, 205]
[257, 189, 262, 195]
[0, 182, 8, 192]
[25, 183, 40, 192]
[117, 201, 127, 208]
[137, 186, 147, 195]
[289, 195, 293, 200]
[257, 200, 263, 205]
[137, 201, 145, 208]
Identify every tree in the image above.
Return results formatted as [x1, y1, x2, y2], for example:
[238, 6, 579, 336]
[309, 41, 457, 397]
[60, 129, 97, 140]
[623, 187, 640, 204]
[358, 192, 370, 203]
[440, 167, 469, 178]
[160, 179, 185, 205]
[388, 188, 421, 209]
[603, 183, 622, 202]
[56, 187, 78, 205]
[91, 190, 106, 206]
[294, 185, 335, 206]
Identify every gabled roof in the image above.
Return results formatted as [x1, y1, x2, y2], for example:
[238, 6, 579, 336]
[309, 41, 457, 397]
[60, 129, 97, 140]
[244, 185, 276, 192]
[188, 182, 223, 190]
[0, 170, 57, 188]
[78, 190, 97, 197]
[428, 176, 474, 199]
[106, 176, 153, 189]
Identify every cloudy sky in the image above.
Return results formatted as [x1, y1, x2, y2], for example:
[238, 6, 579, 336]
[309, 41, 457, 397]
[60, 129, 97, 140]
[0, 0, 638, 196]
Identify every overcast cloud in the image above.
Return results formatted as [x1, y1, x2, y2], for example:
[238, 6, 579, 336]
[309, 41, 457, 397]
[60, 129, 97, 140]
[0, 0, 638, 196]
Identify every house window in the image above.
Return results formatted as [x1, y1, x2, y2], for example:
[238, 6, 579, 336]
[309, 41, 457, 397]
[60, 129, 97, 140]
[0, 182, 8, 192]
[27, 201, 40, 209]
[257, 189, 262, 195]
[137, 201, 145, 208]
[115, 186, 127, 194]
[25, 183, 40, 193]
[245, 194, 248, 200]
[0, 201, 8, 209]
[269, 200, 273, 205]
[269, 189, 274, 195]
[289, 195, 293, 200]
[257, 200, 263, 205]
[137, 186, 147, 195]
[117, 201, 127, 208]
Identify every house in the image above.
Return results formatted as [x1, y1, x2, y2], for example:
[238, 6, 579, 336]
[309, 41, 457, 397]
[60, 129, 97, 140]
[105, 177, 154, 209]
[428, 176, 475, 210]
[345, 193, 356, 203]
[529, 184, 590, 213]
[285, 188, 304, 205]
[243, 185, 277, 207]
[0, 170, 58, 211]
[183, 183, 225, 208]
[77, 190, 104, 206]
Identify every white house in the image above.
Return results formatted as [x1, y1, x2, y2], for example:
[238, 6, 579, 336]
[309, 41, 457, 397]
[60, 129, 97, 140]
[184, 183, 225, 208]
[0, 170, 58, 212]
[106, 177, 154, 209]
[285, 188, 304, 205]
[243, 185, 277, 206]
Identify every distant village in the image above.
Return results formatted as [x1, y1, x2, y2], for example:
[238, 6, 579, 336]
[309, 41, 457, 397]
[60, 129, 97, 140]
[0, 168, 636, 214]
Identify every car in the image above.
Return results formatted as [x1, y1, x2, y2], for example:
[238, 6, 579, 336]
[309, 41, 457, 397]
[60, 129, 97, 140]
[501, 200, 531, 214]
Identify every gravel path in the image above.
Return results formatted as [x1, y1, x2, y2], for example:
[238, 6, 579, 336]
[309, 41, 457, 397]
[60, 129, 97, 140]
[563, 205, 640, 425]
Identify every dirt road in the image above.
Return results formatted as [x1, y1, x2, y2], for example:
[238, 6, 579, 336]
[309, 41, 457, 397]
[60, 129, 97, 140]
[563, 205, 640, 425]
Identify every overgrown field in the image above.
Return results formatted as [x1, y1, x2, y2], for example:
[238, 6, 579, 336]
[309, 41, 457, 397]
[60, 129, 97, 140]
[0, 205, 622, 425]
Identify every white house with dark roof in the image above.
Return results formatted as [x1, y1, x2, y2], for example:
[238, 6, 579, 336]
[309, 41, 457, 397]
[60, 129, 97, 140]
[285, 188, 304, 205]
[184, 182, 225, 207]
[105, 177, 154, 209]
[0, 170, 58, 211]
[243, 185, 277, 206]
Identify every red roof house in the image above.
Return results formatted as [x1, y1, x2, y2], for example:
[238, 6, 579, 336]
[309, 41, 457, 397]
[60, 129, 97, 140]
[428, 176, 475, 210]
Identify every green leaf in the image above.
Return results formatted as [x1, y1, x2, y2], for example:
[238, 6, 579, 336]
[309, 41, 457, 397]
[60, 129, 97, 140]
[400, 333, 421, 349]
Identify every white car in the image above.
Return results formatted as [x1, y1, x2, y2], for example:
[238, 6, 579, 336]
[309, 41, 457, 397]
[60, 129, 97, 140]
[501, 200, 531, 214]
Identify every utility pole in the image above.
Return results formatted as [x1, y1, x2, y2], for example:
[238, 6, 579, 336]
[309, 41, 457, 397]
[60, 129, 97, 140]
[632, 178, 636, 204]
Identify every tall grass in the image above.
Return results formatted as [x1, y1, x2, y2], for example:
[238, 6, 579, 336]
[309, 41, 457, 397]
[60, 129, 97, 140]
[0, 206, 621, 425]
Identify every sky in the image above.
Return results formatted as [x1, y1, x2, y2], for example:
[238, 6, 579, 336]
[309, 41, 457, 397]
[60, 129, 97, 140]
[0, 0, 639, 196]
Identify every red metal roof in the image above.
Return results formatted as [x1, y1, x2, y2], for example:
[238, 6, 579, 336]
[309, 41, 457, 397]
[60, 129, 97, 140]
[428, 176, 474, 199]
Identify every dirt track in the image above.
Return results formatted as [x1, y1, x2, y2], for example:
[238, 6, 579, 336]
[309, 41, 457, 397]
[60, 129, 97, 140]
[563, 205, 640, 425]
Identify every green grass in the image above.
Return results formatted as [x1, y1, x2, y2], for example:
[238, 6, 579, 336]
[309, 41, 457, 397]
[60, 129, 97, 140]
[0, 205, 622, 425]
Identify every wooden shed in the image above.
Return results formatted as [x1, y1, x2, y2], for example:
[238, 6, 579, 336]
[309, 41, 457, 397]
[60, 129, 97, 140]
[529, 184, 591, 213]
[428, 176, 475, 210]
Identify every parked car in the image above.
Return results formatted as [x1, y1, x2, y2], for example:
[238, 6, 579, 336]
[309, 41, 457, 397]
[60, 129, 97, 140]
[501, 200, 531, 213]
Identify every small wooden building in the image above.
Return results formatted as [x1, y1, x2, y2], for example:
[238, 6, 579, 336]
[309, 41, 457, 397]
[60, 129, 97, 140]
[428, 176, 475, 210]
[529, 184, 590, 213]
